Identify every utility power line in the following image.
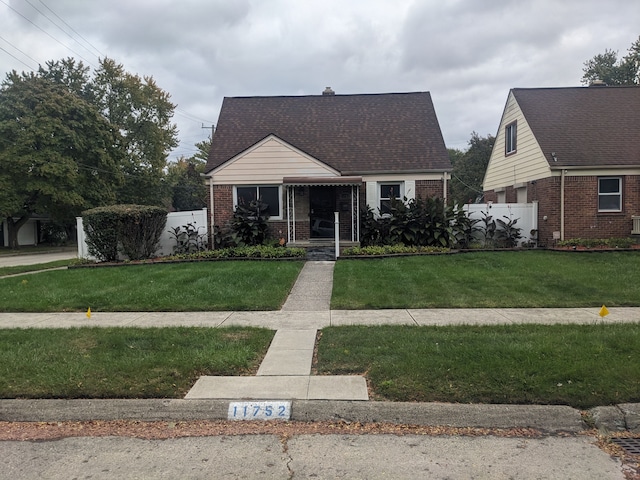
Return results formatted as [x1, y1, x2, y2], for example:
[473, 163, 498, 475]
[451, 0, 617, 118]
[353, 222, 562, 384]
[0, 0, 96, 68]
[36, 0, 105, 59]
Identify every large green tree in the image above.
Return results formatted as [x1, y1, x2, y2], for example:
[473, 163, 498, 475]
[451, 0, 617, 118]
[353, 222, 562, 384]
[92, 59, 178, 205]
[449, 132, 494, 205]
[0, 57, 178, 247]
[167, 138, 210, 211]
[582, 35, 640, 85]
[0, 72, 123, 248]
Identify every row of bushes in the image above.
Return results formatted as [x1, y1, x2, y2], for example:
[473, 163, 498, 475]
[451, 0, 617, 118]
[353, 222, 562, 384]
[556, 237, 635, 249]
[82, 198, 529, 263]
[169, 245, 306, 260]
[82, 203, 300, 263]
[360, 197, 523, 249]
[343, 245, 450, 256]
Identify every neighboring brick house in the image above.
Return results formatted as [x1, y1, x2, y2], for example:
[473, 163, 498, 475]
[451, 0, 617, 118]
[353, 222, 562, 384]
[483, 85, 640, 247]
[203, 89, 451, 246]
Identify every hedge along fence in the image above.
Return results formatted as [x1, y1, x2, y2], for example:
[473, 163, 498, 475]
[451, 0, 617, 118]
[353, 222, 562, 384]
[77, 208, 208, 262]
[80, 205, 168, 262]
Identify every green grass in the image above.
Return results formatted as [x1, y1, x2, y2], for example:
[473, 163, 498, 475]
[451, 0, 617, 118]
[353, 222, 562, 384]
[0, 259, 75, 277]
[332, 251, 640, 308]
[316, 324, 640, 408]
[0, 261, 303, 312]
[0, 327, 274, 398]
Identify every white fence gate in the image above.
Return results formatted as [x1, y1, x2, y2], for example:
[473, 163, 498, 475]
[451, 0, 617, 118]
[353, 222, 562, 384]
[462, 203, 538, 246]
[77, 208, 208, 260]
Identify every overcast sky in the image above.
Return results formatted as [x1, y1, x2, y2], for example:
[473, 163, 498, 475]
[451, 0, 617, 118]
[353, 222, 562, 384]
[1, 0, 638, 161]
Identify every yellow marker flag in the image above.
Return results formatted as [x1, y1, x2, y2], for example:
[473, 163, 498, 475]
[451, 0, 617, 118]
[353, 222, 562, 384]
[599, 305, 609, 318]
[86, 307, 91, 318]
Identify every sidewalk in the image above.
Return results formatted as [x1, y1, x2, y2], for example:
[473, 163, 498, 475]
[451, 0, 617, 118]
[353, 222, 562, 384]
[1, 306, 639, 330]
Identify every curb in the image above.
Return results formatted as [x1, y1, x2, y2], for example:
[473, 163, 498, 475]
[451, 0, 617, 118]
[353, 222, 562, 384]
[5, 399, 638, 434]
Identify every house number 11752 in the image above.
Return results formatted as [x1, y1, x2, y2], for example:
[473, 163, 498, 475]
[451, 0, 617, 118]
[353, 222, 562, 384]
[227, 401, 291, 421]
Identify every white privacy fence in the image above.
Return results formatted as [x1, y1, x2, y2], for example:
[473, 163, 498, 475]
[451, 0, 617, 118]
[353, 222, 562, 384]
[77, 208, 208, 260]
[462, 203, 538, 246]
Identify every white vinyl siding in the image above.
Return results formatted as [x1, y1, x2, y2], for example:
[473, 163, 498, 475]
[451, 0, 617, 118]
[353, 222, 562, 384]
[210, 136, 339, 185]
[483, 92, 552, 192]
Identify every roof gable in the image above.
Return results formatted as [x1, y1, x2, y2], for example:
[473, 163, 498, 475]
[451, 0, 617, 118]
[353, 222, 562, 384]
[512, 86, 640, 167]
[208, 135, 340, 184]
[205, 92, 451, 175]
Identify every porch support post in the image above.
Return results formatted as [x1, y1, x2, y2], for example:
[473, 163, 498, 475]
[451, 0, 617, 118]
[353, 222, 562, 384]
[351, 185, 360, 243]
[334, 211, 340, 259]
[286, 186, 296, 244]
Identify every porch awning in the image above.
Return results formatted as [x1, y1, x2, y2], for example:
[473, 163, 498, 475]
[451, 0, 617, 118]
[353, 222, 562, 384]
[282, 176, 363, 186]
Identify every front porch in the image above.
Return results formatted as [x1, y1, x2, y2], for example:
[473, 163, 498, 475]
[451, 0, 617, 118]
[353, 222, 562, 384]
[283, 177, 362, 247]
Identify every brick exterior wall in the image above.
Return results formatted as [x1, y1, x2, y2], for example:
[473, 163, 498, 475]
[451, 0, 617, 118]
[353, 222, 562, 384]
[485, 175, 640, 247]
[211, 185, 234, 227]
[416, 179, 446, 199]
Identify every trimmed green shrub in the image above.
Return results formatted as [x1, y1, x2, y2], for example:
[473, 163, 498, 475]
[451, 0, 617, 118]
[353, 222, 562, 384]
[83, 205, 167, 261]
[117, 205, 167, 260]
[82, 206, 121, 262]
[170, 245, 306, 260]
[342, 244, 450, 256]
[557, 237, 634, 249]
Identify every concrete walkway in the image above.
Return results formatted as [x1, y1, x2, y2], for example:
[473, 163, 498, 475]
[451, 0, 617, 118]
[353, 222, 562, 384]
[186, 261, 369, 400]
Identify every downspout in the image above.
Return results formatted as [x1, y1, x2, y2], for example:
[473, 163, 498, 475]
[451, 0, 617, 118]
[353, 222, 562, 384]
[443, 172, 448, 204]
[560, 169, 565, 241]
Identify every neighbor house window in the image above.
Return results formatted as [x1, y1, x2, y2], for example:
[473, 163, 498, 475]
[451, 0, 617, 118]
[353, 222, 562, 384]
[379, 183, 402, 214]
[235, 186, 281, 218]
[598, 177, 622, 212]
[505, 122, 517, 155]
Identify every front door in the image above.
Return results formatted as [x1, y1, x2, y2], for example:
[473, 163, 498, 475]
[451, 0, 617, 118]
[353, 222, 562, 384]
[309, 187, 335, 238]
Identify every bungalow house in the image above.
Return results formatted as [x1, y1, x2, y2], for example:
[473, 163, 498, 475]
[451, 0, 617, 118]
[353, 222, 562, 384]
[203, 89, 451, 249]
[483, 85, 640, 247]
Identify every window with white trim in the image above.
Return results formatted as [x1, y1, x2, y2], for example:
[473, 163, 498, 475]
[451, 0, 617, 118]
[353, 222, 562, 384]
[379, 183, 402, 215]
[234, 185, 282, 218]
[505, 121, 517, 155]
[598, 177, 622, 212]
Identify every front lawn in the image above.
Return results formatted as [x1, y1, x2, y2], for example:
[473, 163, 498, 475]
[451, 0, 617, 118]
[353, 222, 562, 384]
[0, 261, 303, 312]
[316, 324, 640, 408]
[332, 251, 640, 308]
[0, 327, 274, 398]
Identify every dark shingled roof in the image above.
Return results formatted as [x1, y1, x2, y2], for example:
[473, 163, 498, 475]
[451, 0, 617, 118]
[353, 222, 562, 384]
[512, 86, 640, 167]
[205, 92, 451, 174]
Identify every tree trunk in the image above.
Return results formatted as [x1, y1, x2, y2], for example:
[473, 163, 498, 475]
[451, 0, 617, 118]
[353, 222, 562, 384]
[6, 215, 30, 250]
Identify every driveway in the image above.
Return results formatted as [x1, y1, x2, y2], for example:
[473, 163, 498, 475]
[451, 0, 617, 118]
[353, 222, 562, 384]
[0, 251, 77, 268]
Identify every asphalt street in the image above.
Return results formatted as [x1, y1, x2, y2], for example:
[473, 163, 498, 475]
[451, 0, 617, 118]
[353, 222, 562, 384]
[1, 434, 626, 479]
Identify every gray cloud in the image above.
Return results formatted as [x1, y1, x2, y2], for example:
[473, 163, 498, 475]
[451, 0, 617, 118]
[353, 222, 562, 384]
[1, 0, 638, 156]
